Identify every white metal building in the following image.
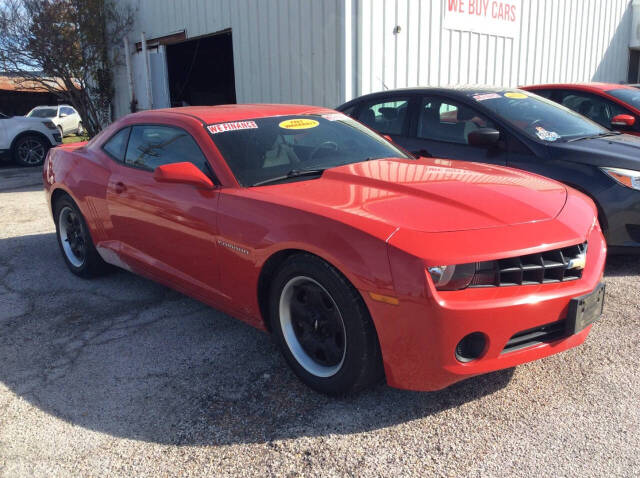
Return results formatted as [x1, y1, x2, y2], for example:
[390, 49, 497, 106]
[112, 0, 634, 119]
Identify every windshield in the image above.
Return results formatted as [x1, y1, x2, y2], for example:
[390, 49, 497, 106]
[606, 88, 640, 110]
[471, 91, 608, 141]
[207, 113, 411, 186]
[27, 108, 57, 118]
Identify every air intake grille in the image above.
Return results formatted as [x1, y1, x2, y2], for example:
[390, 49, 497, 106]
[470, 242, 587, 287]
[502, 320, 567, 354]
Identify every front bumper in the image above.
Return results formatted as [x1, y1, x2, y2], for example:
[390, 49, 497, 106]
[597, 182, 640, 250]
[364, 223, 607, 391]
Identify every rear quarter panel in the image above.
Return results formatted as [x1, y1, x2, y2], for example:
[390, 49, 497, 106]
[44, 142, 111, 243]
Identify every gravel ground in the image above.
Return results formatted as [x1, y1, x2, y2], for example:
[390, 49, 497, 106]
[0, 166, 639, 477]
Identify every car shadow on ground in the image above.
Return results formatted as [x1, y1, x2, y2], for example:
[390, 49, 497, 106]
[603, 253, 640, 277]
[0, 232, 521, 446]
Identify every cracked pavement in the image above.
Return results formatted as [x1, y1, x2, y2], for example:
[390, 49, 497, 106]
[0, 165, 639, 477]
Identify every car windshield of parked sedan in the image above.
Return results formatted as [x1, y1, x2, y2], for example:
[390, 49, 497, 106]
[207, 114, 411, 186]
[27, 107, 57, 118]
[605, 88, 640, 110]
[471, 91, 609, 142]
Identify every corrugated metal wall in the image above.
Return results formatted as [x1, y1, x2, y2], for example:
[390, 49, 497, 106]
[358, 0, 632, 95]
[112, 0, 633, 119]
[113, 0, 347, 118]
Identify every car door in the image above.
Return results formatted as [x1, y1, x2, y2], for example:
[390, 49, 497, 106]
[104, 124, 224, 299]
[59, 107, 76, 134]
[401, 96, 508, 165]
[0, 115, 8, 150]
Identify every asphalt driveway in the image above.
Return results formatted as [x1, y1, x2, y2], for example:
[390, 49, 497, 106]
[0, 166, 639, 477]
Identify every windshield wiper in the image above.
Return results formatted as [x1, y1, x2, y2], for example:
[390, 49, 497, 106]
[252, 168, 326, 187]
[565, 131, 623, 142]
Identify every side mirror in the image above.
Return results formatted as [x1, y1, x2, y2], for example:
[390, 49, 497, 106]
[468, 128, 501, 147]
[611, 114, 635, 129]
[153, 162, 214, 189]
[59, 113, 68, 118]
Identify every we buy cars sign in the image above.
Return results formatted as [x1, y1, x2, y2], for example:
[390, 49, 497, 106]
[443, 0, 521, 38]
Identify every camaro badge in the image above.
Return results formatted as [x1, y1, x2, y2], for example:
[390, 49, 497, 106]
[567, 253, 586, 270]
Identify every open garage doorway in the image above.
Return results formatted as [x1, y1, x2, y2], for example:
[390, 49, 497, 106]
[165, 30, 236, 107]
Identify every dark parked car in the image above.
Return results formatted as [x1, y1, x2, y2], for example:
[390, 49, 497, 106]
[337, 87, 640, 252]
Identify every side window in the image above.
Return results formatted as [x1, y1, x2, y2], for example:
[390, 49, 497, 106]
[102, 127, 131, 162]
[61, 106, 74, 116]
[125, 125, 209, 173]
[417, 97, 495, 145]
[356, 98, 409, 135]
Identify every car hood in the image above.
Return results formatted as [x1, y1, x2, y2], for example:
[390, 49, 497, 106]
[11, 116, 52, 126]
[550, 133, 640, 169]
[258, 158, 567, 233]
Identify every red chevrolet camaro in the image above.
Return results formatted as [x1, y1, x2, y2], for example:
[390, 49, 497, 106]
[43, 105, 607, 395]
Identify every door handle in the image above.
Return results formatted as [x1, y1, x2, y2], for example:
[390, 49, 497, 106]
[114, 181, 126, 194]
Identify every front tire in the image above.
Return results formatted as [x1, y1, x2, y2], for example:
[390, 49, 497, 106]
[53, 196, 109, 278]
[77, 122, 84, 136]
[269, 253, 383, 395]
[12, 134, 49, 167]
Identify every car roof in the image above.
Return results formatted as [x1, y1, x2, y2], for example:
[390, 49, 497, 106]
[338, 86, 520, 105]
[523, 82, 635, 92]
[148, 104, 336, 124]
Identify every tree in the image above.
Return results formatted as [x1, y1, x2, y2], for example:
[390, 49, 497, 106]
[0, 0, 133, 137]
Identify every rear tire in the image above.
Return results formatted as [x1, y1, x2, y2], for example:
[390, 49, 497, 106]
[53, 196, 109, 278]
[12, 134, 49, 167]
[269, 253, 383, 395]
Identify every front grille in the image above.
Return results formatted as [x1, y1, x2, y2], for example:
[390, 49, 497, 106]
[469, 242, 587, 287]
[502, 320, 567, 354]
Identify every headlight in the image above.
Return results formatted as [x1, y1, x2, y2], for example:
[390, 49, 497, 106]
[601, 167, 640, 190]
[42, 121, 57, 130]
[427, 263, 476, 290]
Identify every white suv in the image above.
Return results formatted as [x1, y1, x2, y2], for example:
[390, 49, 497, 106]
[26, 105, 84, 137]
[0, 112, 62, 166]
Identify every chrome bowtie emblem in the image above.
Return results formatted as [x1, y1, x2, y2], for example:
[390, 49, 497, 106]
[567, 253, 586, 271]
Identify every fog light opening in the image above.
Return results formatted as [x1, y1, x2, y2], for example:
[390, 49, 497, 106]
[456, 332, 486, 363]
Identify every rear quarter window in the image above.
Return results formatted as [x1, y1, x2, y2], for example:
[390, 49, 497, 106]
[102, 127, 131, 162]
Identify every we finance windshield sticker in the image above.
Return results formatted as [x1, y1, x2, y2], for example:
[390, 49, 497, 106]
[321, 113, 349, 121]
[207, 121, 258, 134]
[473, 93, 501, 101]
[279, 119, 319, 130]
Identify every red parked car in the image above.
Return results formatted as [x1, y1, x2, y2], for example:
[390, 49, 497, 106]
[523, 83, 640, 135]
[44, 105, 606, 395]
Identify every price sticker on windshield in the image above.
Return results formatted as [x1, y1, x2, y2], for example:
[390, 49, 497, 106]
[504, 92, 528, 99]
[279, 119, 319, 130]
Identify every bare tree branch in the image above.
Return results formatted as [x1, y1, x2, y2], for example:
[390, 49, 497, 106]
[0, 0, 133, 137]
